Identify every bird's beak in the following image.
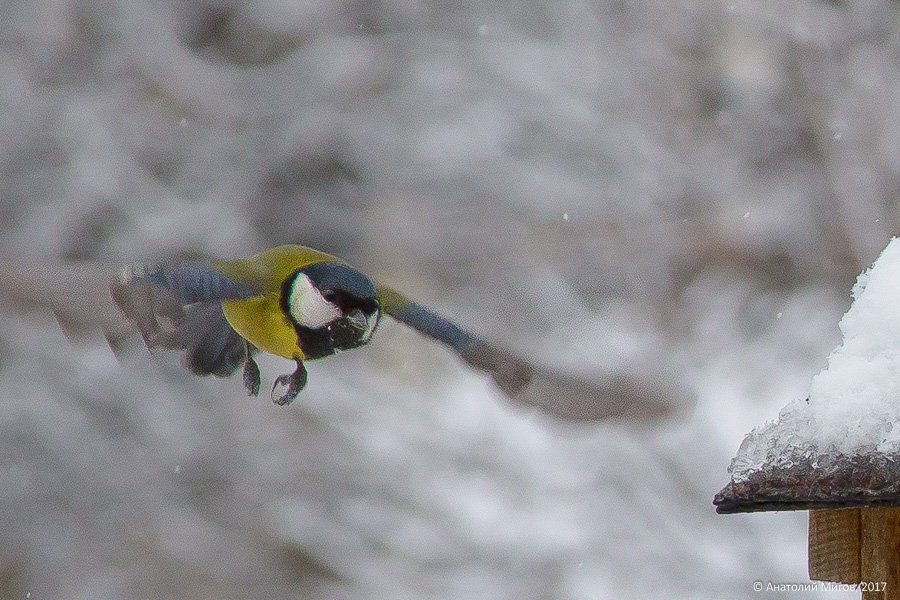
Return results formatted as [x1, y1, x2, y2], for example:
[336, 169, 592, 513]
[347, 309, 368, 331]
[346, 308, 378, 342]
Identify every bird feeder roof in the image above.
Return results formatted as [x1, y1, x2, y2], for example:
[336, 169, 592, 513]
[716, 238, 900, 514]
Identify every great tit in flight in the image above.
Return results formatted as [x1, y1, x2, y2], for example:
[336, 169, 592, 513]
[0, 248, 678, 421]
[111, 245, 531, 406]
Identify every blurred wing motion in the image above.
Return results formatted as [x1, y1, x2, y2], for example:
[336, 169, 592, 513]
[375, 284, 676, 422]
[109, 262, 258, 377]
[0, 256, 681, 422]
[0, 258, 131, 345]
[375, 284, 531, 395]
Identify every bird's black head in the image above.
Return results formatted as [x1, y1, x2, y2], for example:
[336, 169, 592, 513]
[281, 261, 381, 358]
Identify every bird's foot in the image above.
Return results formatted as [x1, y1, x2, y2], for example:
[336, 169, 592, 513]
[271, 359, 307, 406]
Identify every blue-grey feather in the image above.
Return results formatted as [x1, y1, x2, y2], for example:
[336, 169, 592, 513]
[388, 301, 533, 396]
[390, 302, 476, 353]
[148, 262, 255, 303]
[178, 302, 248, 376]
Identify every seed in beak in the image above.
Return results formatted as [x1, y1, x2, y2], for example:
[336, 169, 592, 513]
[346, 309, 368, 331]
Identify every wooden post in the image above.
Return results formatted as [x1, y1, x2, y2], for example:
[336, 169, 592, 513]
[809, 509, 861, 583]
[860, 508, 900, 600]
[809, 508, 900, 600]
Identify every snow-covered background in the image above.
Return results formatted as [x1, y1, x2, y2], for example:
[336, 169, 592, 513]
[0, 0, 896, 597]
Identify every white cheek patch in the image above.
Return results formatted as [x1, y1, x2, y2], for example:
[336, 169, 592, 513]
[289, 273, 341, 328]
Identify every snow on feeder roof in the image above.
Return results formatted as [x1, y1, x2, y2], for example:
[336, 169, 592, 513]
[716, 237, 900, 514]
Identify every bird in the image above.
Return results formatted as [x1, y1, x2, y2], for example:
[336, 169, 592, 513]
[110, 244, 535, 406]
[0, 248, 679, 421]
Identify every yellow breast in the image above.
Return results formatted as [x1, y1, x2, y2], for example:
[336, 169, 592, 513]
[213, 245, 342, 361]
[221, 295, 305, 360]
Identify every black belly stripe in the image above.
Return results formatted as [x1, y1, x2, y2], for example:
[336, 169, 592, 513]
[294, 326, 337, 360]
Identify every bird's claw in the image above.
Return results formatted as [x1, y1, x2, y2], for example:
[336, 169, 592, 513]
[271, 360, 307, 406]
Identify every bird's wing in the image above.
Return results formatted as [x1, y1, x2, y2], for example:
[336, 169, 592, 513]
[135, 261, 259, 304]
[111, 262, 257, 376]
[0, 258, 131, 346]
[375, 283, 676, 422]
[375, 284, 530, 394]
